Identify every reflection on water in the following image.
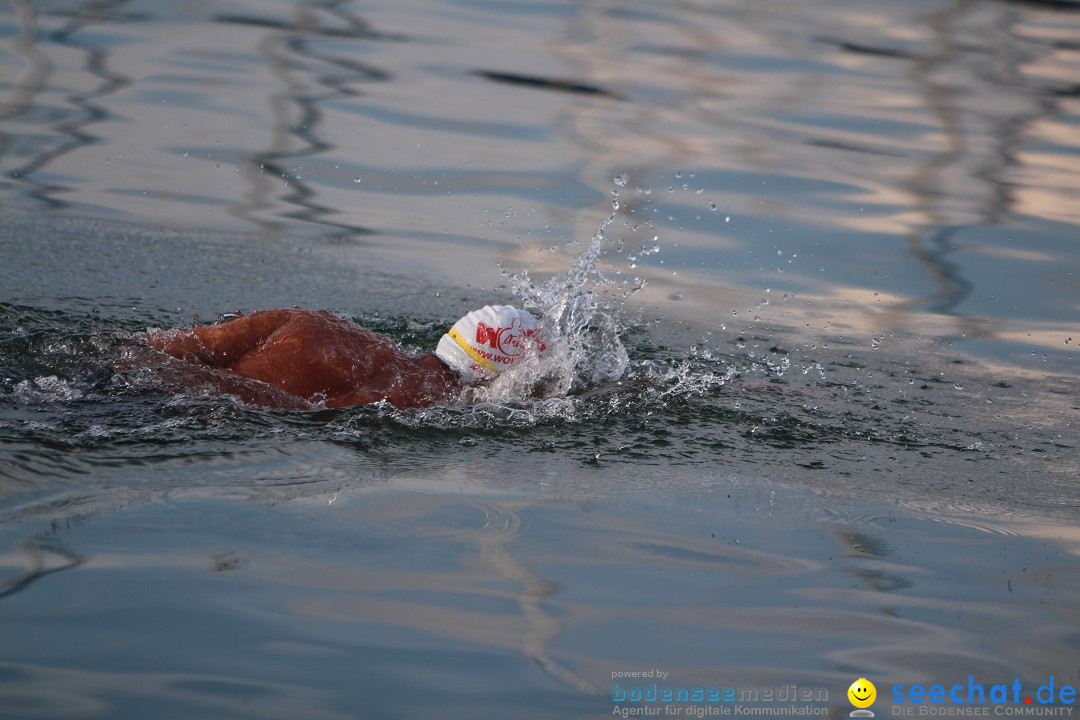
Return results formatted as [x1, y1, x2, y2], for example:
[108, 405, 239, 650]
[1, 0, 1076, 368]
[1, 486, 1077, 719]
[0, 0, 1078, 717]
[1, 0, 131, 210]
[894, 0, 1077, 326]
[545, 0, 1080, 364]
[0, 515, 84, 601]
[215, 4, 399, 235]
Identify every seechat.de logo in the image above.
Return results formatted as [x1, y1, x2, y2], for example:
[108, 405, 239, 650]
[849, 678, 877, 717]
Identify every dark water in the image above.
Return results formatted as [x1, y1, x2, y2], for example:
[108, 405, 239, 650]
[1, 0, 1078, 718]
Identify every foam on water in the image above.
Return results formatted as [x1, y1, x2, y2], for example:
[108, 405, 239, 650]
[12, 376, 86, 404]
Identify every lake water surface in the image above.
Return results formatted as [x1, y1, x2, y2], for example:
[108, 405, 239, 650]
[1, 0, 1078, 718]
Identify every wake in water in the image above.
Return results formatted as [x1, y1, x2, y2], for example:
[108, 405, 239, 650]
[6, 198, 1073, 512]
[0, 170, 747, 426]
[0, 175, 749, 427]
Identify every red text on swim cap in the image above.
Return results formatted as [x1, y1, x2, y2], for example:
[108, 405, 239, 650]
[475, 321, 545, 357]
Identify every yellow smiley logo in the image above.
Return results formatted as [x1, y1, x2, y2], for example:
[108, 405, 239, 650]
[848, 678, 876, 708]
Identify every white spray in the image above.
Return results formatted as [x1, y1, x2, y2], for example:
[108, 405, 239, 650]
[461, 189, 641, 405]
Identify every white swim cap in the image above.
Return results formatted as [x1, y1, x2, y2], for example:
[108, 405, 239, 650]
[435, 305, 547, 383]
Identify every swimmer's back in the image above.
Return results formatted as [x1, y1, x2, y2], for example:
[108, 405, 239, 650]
[147, 309, 459, 408]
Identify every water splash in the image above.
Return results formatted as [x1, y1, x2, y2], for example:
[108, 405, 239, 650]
[472, 187, 641, 404]
[458, 174, 752, 411]
[12, 376, 86, 403]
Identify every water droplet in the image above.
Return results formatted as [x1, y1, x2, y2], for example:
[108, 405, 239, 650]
[724, 216, 731, 223]
[709, 202, 717, 211]
[614, 173, 629, 187]
[1066, 337, 1073, 345]
[353, 177, 362, 183]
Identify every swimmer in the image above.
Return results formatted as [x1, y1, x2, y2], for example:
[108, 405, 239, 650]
[142, 305, 546, 410]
